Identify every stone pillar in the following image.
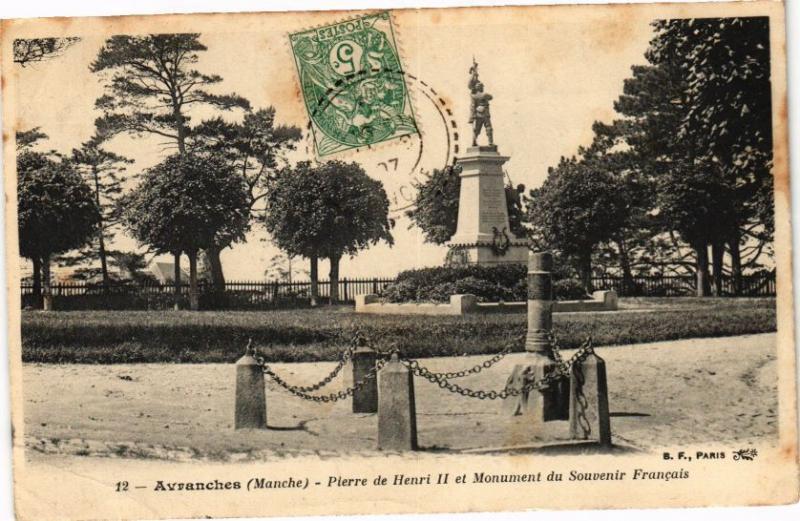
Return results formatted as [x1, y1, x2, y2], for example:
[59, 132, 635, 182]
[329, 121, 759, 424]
[378, 354, 418, 451]
[569, 352, 611, 445]
[234, 349, 267, 429]
[352, 347, 378, 413]
[450, 294, 477, 314]
[504, 251, 569, 422]
[526, 252, 554, 352]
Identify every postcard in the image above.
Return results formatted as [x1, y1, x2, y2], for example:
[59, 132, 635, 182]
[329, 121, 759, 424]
[1, 1, 797, 519]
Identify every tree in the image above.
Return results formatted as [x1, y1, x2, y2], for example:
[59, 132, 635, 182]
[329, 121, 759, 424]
[91, 34, 250, 156]
[91, 33, 250, 289]
[107, 251, 158, 284]
[13, 37, 80, 66]
[190, 107, 302, 290]
[655, 158, 735, 296]
[264, 253, 308, 283]
[648, 17, 773, 294]
[66, 133, 134, 290]
[406, 166, 527, 244]
[405, 166, 461, 244]
[526, 156, 630, 292]
[579, 122, 657, 293]
[16, 128, 49, 150]
[593, 56, 723, 296]
[17, 148, 100, 310]
[121, 154, 250, 310]
[265, 161, 394, 304]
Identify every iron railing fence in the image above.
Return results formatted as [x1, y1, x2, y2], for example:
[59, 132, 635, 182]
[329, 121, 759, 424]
[19, 271, 775, 310]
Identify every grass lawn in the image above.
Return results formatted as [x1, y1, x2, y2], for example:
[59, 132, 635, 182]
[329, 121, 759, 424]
[20, 297, 776, 364]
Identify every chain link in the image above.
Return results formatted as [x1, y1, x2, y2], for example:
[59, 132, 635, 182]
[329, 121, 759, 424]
[246, 331, 595, 404]
[415, 332, 524, 380]
[260, 357, 386, 403]
[258, 344, 355, 394]
[402, 336, 595, 400]
[254, 329, 385, 403]
[548, 331, 566, 366]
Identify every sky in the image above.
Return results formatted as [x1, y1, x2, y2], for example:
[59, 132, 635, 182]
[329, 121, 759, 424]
[10, 5, 657, 280]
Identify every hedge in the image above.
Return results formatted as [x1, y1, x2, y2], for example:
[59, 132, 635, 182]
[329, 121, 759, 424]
[381, 265, 590, 303]
[20, 299, 776, 364]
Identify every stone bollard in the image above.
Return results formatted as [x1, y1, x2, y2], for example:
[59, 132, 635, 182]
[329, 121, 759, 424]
[352, 346, 378, 413]
[378, 353, 418, 451]
[504, 251, 569, 422]
[234, 346, 267, 429]
[450, 294, 477, 314]
[569, 352, 611, 445]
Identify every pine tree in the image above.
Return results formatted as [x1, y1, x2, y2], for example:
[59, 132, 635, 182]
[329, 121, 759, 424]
[66, 133, 134, 289]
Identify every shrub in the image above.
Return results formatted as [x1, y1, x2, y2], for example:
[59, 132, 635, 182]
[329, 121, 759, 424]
[553, 279, 590, 301]
[382, 265, 587, 302]
[384, 265, 526, 303]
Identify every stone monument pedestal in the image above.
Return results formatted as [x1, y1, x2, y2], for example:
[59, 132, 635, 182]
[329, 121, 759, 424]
[447, 146, 528, 265]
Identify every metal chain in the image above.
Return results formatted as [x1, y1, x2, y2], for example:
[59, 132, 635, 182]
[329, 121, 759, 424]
[257, 355, 386, 403]
[246, 331, 594, 404]
[242, 329, 370, 398]
[402, 337, 595, 400]
[548, 331, 566, 366]
[259, 344, 355, 394]
[417, 332, 524, 380]
[420, 345, 511, 380]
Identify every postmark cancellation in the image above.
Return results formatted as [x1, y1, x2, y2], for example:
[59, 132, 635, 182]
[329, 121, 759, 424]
[289, 11, 418, 157]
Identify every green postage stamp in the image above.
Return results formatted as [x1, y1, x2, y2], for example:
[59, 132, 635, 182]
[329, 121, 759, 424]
[289, 11, 418, 156]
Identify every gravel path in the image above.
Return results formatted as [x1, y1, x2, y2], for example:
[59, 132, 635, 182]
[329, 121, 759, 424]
[22, 333, 777, 461]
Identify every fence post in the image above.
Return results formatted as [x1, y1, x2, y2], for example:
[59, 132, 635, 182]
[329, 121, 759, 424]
[378, 353, 418, 451]
[234, 344, 267, 429]
[569, 352, 611, 445]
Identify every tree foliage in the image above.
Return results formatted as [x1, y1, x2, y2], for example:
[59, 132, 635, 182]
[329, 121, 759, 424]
[191, 107, 303, 209]
[122, 153, 251, 309]
[407, 166, 527, 244]
[17, 151, 100, 261]
[123, 153, 251, 256]
[17, 147, 100, 309]
[90, 34, 250, 155]
[13, 37, 81, 66]
[265, 160, 394, 302]
[527, 156, 631, 290]
[405, 166, 462, 244]
[65, 133, 134, 286]
[544, 17, 774, 296]
[187, 108, 301, 291]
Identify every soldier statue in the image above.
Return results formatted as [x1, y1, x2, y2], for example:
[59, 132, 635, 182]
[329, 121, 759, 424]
[468, 58, 494, 146]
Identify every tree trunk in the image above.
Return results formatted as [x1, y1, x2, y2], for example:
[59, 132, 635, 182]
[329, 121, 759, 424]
[578, 251, 592, 294]
[173, 251, 182, 310]
[188, 251, 199, 311]
[174, 106, 187, 157]
[729, 227, 742, 296]
[711, 241, 725, 297]
[93, 164, 109, 294]
[615, 238, 635, 296]
[205, 245, 226, 293]
[32, 256, 42, 309]
[695, 242, 710, 297]
[329, 253, 341, 304]
[309, 255, 319, 307]
[42, 253, 53, 311]
[99, 233, 109, 293]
